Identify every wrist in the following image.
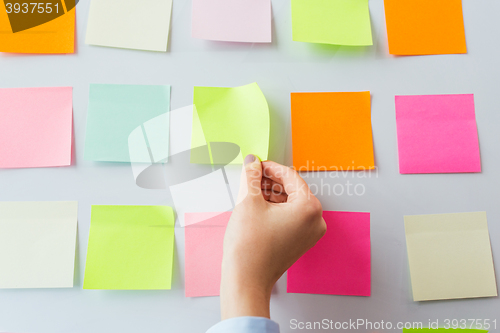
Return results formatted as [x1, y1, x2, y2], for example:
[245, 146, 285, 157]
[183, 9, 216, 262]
[220, 266, 272, 320]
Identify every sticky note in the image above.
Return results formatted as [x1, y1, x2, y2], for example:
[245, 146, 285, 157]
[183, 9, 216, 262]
[86, 0, 173, 52]
[404, 212, 497, 302]
[384, 0, 467, 55]
[0, 4, 75, 53]
[184, 212, 231, 297]
[396, 94, 481, 174]
[288, 211, 371, 296]
[84, 84, 170, 163]
[83, 205, 175, 290]
[192, 83, 270, 164]
[292, 0, 372, 46]
[192, 0, 271, 43]
[291, 92, 374, 171]
[0, 201, 78, 289]
[171, 170, 233, 227]
[0, 87, 73, 169]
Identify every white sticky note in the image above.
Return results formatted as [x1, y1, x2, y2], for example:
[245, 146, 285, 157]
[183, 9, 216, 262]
[86, 0, 173, 52]
[170, 170, 233, 227]
[0, 201, 78, 289]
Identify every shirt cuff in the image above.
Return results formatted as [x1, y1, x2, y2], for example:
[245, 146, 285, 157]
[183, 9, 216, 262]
[206, 316, 280, 333]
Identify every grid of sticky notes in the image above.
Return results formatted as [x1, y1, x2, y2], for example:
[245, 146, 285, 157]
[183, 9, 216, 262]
[292, 0, 373, 46]
[404, 212, 497, 301]
[0, 201, 78, 289]
[0, 87, 73, 169]
[85, 0, 173, 52]
[395, 94, 481, 174]
[83, 205, 175, 290]
[192, 0, 272, 43]
[291, 91, 375, 171]
[288, 211, 371, 296]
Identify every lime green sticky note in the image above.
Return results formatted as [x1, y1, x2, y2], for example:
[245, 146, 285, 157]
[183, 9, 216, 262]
[191, 82, 270, 164]
[83, 205, 175, 290]
[84, 84, 170, 163]
[292, 0, 373, 46]
[404, 329, 488, 333]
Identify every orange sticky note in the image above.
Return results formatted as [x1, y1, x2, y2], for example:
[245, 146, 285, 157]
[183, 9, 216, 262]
[384, 0, 467, 56]
[0, 4, 75, 54]
[291, 92, 374, 172]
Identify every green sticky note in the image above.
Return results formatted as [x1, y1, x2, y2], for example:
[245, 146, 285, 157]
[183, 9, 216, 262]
[404, 329, 488, 333]
[191, 82, 270, 164]
[292, 0, 373, 46]
[83, 205, 175, 290]
[84, 84, 170, 162]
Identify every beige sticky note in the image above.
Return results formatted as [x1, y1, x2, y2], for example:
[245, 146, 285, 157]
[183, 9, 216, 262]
[85, 0, 173, 52]
[0, 201, 78, 289]
[404, 212, 498, 301]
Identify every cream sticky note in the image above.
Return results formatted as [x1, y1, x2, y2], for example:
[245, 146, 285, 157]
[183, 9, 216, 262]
[184, 212, 230, 297]
[405, 212, 497, 301]
[191, 83, 270, 164]
[0, 4, 75, 54]
[0, 201, 78, 289]
[84, 84, 170, 163]
[288, 211, 371, 296]
[86, 0, 173, 52]
[83, 205, 175, 290]
[396, 94, 481, 174]
[192, 0, 272, 43]
[0, 87, 73, 169]
[292, 0, 372, 46]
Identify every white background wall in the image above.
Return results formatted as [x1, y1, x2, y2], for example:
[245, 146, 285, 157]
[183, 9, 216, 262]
[1, 0, 499, 332]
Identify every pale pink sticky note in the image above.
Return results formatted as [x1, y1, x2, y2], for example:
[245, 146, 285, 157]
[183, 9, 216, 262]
[0, 87, 73, 169]
[184, 212, 231, 297]
[396, 94, 481, 174]
[287, 211, 371, 296]
[192, 0, 272, 43]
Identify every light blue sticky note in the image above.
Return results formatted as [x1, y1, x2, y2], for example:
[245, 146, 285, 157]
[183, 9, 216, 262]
[84, 84, 170, 162]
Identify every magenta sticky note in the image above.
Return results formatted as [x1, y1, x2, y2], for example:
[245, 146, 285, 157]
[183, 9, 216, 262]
[396, 94, 481, 174]
[192, 0, 272, 43]
[287, 211, 371, 296]
[184, 212, 231, 297]
[0, 87, 73, 169]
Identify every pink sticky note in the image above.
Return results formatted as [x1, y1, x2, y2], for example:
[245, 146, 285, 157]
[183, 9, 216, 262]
[0, 87, 73, 169]
[396, 94, 481, 174]
[192, 0, 272, 43]
[287, 211, 371, 296]
[184, 212, 231, 297]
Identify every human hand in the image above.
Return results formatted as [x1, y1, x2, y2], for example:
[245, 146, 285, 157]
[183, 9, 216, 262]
[220, 155, 326, 320]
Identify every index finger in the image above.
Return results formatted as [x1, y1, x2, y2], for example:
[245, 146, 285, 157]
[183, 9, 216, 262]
[261, 161, 310, 202]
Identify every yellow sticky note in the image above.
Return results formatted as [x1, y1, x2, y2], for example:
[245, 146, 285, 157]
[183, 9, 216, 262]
[83, 205, 175, 290]
[0, 3, 75, 54]
[404, 212, 498, 301]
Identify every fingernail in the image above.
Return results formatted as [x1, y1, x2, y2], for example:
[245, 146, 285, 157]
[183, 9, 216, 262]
[244, 154, 256, 165]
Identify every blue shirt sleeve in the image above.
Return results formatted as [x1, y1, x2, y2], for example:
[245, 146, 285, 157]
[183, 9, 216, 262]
[206, 316, 280, 333]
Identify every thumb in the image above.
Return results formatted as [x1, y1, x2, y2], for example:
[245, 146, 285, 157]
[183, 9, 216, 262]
[238, 154, 263, 200]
